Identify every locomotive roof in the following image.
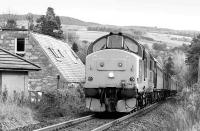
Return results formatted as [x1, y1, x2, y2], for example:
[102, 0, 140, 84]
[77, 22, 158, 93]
[87, 32, 163, 69]
[87, 32, 143, 55]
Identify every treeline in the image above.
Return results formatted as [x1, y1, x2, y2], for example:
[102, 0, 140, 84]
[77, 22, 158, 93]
[1, 7, 64, 39]
[150, 32, 200, 87]
[87, 26, 122, 32]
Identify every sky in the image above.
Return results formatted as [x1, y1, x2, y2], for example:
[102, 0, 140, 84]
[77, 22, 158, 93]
[1, 0, 200, 31]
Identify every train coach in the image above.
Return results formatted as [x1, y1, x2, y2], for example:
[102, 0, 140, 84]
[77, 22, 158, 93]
[84, 32, 179, 112]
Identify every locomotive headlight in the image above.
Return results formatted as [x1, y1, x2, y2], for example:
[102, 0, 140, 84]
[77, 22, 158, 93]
[88, 76, 93, 81]
[118, 62, 123, 67]
[108, 72, 114, 78]
[100, 62, 104, 67]
[130, 77, 135, 82]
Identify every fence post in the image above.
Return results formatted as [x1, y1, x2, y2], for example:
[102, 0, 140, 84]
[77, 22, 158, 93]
[57, 75, 60, 90]
[198, 56, 200, 83]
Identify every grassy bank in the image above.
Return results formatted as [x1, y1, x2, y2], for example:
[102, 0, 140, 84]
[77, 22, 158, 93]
[0, 84, 87, 130]
[121, 84, 200, 131]
[0, 101, 38, 130]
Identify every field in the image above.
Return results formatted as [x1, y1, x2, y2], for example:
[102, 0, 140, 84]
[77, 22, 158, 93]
[76, 30, 108, 42]
[62, 25, 192, 48]
[145, 32, 192, 47]
[75, 30, 192, 49]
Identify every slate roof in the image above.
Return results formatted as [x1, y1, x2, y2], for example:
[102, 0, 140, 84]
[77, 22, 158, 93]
[0, 48, 40, 71]
[31, 33, 85, 83]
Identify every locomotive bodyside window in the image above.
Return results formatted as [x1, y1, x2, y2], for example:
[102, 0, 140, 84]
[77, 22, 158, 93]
[124, 38, 138, 53]
[107, 35, 123, 49]
[93, 38, 107, 52]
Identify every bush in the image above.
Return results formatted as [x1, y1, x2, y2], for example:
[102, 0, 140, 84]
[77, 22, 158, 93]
[34, 83, 86, 119]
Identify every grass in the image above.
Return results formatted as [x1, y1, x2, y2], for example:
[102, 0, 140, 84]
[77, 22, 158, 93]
[0, 101, 38, 130]
[124, 84, 200, 131]
[0, 84, 87, 130]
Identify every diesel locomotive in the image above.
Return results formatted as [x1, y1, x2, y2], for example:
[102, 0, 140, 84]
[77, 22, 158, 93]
[84, 32, 179, 112]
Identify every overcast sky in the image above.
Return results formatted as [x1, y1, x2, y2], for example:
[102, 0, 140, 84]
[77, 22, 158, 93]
[1, 0, 200, 31]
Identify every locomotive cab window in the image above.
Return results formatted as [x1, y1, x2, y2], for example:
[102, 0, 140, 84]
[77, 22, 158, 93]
[92, 38, 107, 52]
[124, 38, 138, 53]
[107, 35, 123, 49]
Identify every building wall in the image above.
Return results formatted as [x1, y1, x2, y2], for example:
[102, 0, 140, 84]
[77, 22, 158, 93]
[0, 31, 28, 54]
[25, 35, 65, 92]
[1, 71, 28, 98]
[0, 31, 67, 92]
[0, 72, 2, 95]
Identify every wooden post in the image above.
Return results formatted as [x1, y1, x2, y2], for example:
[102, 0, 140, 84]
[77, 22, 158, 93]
[198, 56, 200, 83]
[57, 75, 60, 89]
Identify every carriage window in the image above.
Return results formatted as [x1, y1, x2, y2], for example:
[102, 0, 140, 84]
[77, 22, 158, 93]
[93, 38, 107, 52]
[124, 38, 138, 53]
[107, 35, 123, 49]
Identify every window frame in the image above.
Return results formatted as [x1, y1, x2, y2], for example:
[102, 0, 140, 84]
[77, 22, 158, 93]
[123, 36, 139, 54]
[15, 38, 25, 55]
[106, 35, 124, 49]
[48, 48, 60, 58]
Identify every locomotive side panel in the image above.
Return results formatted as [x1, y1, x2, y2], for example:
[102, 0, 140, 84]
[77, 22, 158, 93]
[156, 67, 163, 89]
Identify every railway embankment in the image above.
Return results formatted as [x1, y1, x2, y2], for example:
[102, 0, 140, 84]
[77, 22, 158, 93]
[2, 84, 200, 131]
[110, 84, 200, 131]
[0, 84, 88, 131]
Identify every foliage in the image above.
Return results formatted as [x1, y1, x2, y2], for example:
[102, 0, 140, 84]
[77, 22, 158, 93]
[0, 90, 37, 130]
[185, 34, 200, 84]
[26, 13, 34, 30]
[34, 84, 86, 119]
[152, 42, 167, 51]
[87, 26, 122, 32]
[35, 7, 63, 39]
[171, 43, 189, 52]
[172, 50, 188, 87]
[164, 57, 175, 76]
[72, 42, 79, 52]
[76, 40, 90, 64]
[143, 44, 150, 50]
[5, 18, 17, 29]
[64, 31, 79, 43]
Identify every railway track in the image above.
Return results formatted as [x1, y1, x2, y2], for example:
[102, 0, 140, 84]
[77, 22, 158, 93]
[34, 103, 159, 131]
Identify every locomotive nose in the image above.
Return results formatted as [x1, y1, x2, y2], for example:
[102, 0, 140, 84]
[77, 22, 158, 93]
[97, 59, 126, 71]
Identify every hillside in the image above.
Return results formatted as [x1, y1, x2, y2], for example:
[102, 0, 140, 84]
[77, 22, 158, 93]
[0, 13, 196, 48]
[0, 14, 100, 26]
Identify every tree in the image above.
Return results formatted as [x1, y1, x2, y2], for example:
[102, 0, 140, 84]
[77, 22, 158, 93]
[26, 13, 34, 30]
[35, 7, 63, 39]
[72, 42, 79, 53]
[185, 34, 200, 84]
[5, 19, 17, 29]
[64, 31, 79, 43]
[164, 57, 175, 76]
[143, 44, 150, 50]
[152, 43, 167, 51]
[1, 13, 18, 29]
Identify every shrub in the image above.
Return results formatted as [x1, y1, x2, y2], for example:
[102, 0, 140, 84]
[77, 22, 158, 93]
[34, 83, 86, 119]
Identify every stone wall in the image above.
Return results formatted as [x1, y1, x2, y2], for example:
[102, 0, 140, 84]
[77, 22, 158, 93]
[26, 35, 64, 92]
[0, 31, 28, 54]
